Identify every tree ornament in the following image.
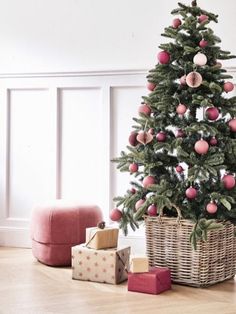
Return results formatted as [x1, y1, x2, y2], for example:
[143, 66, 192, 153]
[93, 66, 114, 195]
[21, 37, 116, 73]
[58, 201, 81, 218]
[129, 132, 138, 146]
[172, 18, 181, 28]
[194, 139, 209, 155]
[206, 202, 218, 214]
[129, 163, 138, 173]
[147, 204, 158, 216]
[157, 50, 170, 64]
[199, 39, 208, 48]
[222, 174, 236, 190]
[186, 187, 197, 199]
[205, 107, 219, 121]
[143, 176, 155, 188]
[186, 72, 202, 88]
[180, 75, 187, 85]
[209, 137, 217, 146]
[148, 128, 154, 135]
[138, 104, 151, 116]
[156, 131, 166, 142]
[176, 104, 187, 115]
[198, 14, 208, 23]
[130, 188, 136, 194]
[193, 53, 207, 66]
[110, 208, 122, 221]
[176, 129, 185, 138]
[228, 119, 236, 132]
[147, 82, 156, 91]
[137, 131, 153, 145]
[176, 165, 183, 173]
[224, 82, 234, 93]
[135, 199, 145, 211]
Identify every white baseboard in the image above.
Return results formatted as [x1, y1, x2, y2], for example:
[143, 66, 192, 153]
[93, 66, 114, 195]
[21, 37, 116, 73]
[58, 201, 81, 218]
[0, 227, 31, 248]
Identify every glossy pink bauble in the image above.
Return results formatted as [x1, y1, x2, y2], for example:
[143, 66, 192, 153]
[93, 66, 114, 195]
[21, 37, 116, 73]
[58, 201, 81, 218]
[224, 82, 234, 93]
[176, 165, 183, 173]
[198, 14, 208, 23]
[228, 119, 236, 132]
[206, 202, 217, 214]
[148, 204, 158, 216]
[206, 107, 219, 121]
[138, 104, 151, 116]
[129, 163, 138, 173]
[209, 137, 217, 146]
[157, 51, 170, 64]
[194, 139, 209, 155]
[156, 132, 166, 142]
[143, 176, 155, 188]
[110, 208, 122, 221]
[185, 187, 197, 199]
[135, 199, 145, 211]
[129, 132, 138, 146]
[222, 175, 236, 190]
[147, 82, 156, 91]
[172, 18, 182, 28]
[180, 75, 187, 85]
[176, 104, 187, 115]
[199, 39, 208, 48]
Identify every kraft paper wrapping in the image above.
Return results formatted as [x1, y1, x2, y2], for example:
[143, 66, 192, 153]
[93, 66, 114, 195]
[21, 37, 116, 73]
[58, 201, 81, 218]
[72, 244, 131, 284]
[85, 227, 119, 250]
[130, 256, 149, 273]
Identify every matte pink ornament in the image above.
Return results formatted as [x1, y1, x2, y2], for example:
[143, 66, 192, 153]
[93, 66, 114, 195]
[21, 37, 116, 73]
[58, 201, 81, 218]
[129, 163, 138, 173]
[180, 75, 187, 85]
[228, 119, 236, 132]
[135, 199, 145, 211]
[138, 104, 151, 116]
[176, 104, 187, 115]
[222, 175, 236, 190]
[198, 14, 208, 23]
[129, 132, 138, 146]
[193, 53, 207, 66]
[186, 72, 203, 88]
[147, 82, 156, 91]
[157, 51, 170, 64]
[209, 137, 217, 146]
[185, 187, 197, 199]
[147, 204, 158, 216]
[176, 129, 185, 138]
[156, 132, 166, 142]
[224, 82, 234, 93]
[176, 165, 183, 173]
[110, 208, 122, 221]
[206, 202, 217, 214]
[143, 176, 155, 188]
[205, 107, 219, 121]
[172, 18, 181, 28]
[137, 131, 153, 145]
[199, 39, 208, 48]
[148, 128, 155, 135]
[194, 139, 209, 155]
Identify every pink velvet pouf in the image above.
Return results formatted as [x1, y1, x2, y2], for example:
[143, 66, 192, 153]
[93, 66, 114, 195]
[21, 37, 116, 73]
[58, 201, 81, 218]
[31, 200, 103, 266]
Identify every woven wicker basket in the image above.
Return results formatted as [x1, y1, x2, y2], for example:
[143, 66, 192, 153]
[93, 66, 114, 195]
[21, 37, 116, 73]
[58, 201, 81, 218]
[145, 216, 236, 287]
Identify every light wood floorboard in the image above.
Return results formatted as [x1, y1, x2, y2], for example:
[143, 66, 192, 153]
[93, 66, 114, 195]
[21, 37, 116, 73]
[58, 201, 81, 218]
[0, 247, 236, 314]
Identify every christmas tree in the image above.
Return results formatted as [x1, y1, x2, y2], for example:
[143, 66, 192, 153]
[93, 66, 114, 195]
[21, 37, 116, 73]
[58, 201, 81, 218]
[111, 1, 236, 248]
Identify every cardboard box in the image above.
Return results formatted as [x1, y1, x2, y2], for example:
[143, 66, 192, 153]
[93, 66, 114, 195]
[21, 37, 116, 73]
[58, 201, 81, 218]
[85, 226, 119, 250]
[72, 244, 130, 284]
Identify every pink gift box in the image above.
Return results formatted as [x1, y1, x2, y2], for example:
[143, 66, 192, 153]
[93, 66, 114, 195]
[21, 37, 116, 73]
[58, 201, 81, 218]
[128, 267, 171, 294]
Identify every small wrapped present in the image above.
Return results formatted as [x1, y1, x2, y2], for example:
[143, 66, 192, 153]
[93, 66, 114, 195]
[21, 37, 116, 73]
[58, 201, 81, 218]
[85, 224, 119, 250]
[130, 256, 149, 273]
[128, 267, 171, 294]
[72, 244, 130, 284]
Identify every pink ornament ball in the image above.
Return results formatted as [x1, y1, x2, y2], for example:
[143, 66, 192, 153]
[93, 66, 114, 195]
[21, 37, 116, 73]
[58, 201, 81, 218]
[205, 107, 219, 121]
[180, 75, 187, 85]
[186, 187, 197, 199]
[193, 53, 207, 66]
[176, 129, 185, 138]
[148, 204, 158, 216]
[157, 51, 170, 64]
[224, 82, 234, 93]
[198, 14, 208, 23]
[228, 119, 236, 132]
[148, 128, 154, 135]
[147, 82, 156, 91]
[135, 199, 145, 211]
[143, 176, 155, 188]
[206, 202, 218, 214]
[156, 132, 166, 142]
[110, 208, 122, 221]
[186, 71, 203, 88]
[138, 104, 151, 116]
[199, 39, 208, 48]
[194, 139, 209, 155]
[129, 132, 138, 146]
[176, 104, 187, 115]
[176, 165, 183, 173]
[129, 163, 138, 173]
[172, 18, 182, 28]
[222, 175, 236, 190]
[130, 188, 136, 194]
[209, 137, 217, 146]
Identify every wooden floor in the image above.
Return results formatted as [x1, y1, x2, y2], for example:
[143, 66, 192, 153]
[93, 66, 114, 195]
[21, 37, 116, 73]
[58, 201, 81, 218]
[1, 248, 236, 314]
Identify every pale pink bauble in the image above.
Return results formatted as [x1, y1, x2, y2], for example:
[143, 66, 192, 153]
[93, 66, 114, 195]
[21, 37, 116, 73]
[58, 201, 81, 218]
[148, 204, 158, 216]
[199, 39, 208, 48]
[186, 72, 203, 88]
[193, 53, 207, 66]
[148, 128, 154, 135]
[147, 82, 156, 91]
[185, 187, 197, 199]
[137, 131, 153, 145]
[135, 199, 145, 211]
[180, 75, 187, 85]
[172, 18, 181, 28]
[110, 208, 122, 221]
[129, 163, 138, 173]
[143, 176, 155, 188]
[156, 132, 166, 142]
[222, 175, 236, 190]
[194, 139, 209, 155]
[138, 104, 151, 116]
[206, 202, 217, 214]
[198, 14, 208, 23]
[176, 104, 187, 115]
[157, 51, 170, 64]
[205, 107, 219, 121]
[224, 82, 234, 93]
[228, 119, 236, 132]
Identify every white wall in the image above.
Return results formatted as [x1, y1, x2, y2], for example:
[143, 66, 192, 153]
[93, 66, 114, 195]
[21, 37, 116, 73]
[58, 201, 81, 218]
[0, 0, 235, 74]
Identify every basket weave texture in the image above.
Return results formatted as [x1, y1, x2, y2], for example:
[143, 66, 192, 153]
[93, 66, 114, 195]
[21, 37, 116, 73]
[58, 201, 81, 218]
[145, 216, 236, 287]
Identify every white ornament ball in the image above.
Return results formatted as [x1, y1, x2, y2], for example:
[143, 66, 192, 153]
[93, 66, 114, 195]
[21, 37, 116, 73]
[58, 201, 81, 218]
[193, 53, 207, 66]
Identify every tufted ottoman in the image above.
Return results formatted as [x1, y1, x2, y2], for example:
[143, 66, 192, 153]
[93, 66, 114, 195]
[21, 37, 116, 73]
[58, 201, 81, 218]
[30, 200, 103, 266]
